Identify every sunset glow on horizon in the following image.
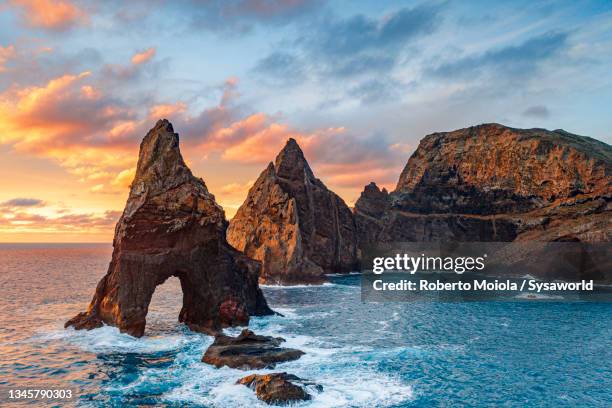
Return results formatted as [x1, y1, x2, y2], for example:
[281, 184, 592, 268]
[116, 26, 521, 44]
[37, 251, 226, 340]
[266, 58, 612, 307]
[1, 0, 611, 242]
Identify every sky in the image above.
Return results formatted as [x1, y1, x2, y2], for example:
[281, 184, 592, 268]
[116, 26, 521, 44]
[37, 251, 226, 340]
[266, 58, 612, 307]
[0, 0, 611, 242]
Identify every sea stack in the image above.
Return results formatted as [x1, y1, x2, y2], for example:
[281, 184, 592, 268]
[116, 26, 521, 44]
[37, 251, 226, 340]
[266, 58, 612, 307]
[66, 119, 272, 337]
[227, 138, 358, 284]
[354, 123, 611, 244]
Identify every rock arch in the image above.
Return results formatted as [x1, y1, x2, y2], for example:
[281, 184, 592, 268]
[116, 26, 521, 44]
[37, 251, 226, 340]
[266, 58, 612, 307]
[66, 120, 272, 337]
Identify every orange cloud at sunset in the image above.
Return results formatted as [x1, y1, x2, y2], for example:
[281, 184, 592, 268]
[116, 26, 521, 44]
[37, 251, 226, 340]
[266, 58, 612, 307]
[0, 71, 140, 188]
[149, 102, 187, 119]
[8, 0, 87, 31]
[131, 48, 156, 65]
[204, 112, 403, 191]
[220, 180, 254, 195]
[0, 70, 406, 241]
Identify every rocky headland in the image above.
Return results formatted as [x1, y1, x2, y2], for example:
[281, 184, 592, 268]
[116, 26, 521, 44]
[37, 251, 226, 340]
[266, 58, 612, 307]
[354, 123, 611, 244]
[65, 119, 273, 337]
[227, 138, 359, 285]
[354, 124, 611, 280]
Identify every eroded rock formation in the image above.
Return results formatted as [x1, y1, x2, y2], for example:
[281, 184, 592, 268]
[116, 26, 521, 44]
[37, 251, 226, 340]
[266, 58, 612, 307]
[237, 373, 321, 405]
[202, 329, 304, 369]
[355, 124, 611, 245]
[65, 119, 272, 337]
[227, 138, 358, 284]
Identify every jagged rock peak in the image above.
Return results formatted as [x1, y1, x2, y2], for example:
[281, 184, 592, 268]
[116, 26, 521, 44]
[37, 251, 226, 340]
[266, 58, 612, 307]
[274, 138, 316, 181]
[227, 138, 359, 284]
[131, 118, 198, 196]
[354, 182, 391, 219]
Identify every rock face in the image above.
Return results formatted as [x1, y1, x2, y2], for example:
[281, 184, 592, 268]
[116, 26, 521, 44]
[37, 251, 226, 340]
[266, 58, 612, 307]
[355, 124, 611, 245]
[227, 138, 358, 284]
[202, 329, 304, 369]
[237, 373, 321, 405]
[65, 120, 272, 337]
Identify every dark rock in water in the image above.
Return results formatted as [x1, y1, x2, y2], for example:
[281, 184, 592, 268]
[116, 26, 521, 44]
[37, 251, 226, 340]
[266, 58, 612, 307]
[65, 119, 273, 337]
[237, 372, 321, 405]
[202, 329, 304, 369]
[227, 138, 359, 285]
[355, 123, 611, 245]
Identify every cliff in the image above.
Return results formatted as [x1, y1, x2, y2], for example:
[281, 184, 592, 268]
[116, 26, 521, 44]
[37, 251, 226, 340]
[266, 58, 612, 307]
[355, 123, 611, 244]
[66, 119, 272, 337]
[227, 139, 358, 284]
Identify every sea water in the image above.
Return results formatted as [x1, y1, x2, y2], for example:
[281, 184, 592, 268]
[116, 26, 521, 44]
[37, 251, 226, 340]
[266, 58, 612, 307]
[0, 243, 610, 407]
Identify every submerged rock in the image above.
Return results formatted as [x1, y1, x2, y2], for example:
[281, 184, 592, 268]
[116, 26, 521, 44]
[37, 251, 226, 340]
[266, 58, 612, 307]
[237, 372, 321, 405]
[202, 329, 304, 369]
[65, 119, 273, 337]
[227, 138, 359, 285]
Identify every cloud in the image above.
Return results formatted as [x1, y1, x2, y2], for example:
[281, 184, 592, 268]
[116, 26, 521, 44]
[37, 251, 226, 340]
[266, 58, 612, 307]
[253, 3, 441, 102]
[214, 114, 303, 163]
[111, 168, 136, 188]
[0, 198, 120, 237]
[0, 70, 146, 195]
[220, 180, 254, 194]
[102, 48, 165, 82]
[181, 0, 321, 34]
[1, 198, 45, 207]
[131, 47, 156, 65]
[305, 4, 440, 60]
[8, 0, 88, 31]
[0, 45, 16, 72]
[0, 65, 402, 207]
[522, 105, 550, 118]
[252, 51, 305, 85]
[429, 32, 569, 79]
[0, 204, 121, 233]
[348, 78, 403, 104]
[190, 110, 406, 189]
[0, 71, 138, 151]
[149, 102, 187, 119]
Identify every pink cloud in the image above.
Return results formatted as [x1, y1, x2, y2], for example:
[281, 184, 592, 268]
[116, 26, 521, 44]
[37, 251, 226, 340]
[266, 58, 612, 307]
[131, 47, 156, 65]
[9, 0, 88, 31]
[0, 45, 16, 72]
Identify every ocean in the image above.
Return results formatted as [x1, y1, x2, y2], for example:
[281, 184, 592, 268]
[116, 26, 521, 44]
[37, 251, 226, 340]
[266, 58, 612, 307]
[0, 243, 610, 407]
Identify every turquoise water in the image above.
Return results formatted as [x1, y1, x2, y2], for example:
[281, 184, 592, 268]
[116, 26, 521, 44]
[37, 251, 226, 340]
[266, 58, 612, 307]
[0, 243, 610, 407]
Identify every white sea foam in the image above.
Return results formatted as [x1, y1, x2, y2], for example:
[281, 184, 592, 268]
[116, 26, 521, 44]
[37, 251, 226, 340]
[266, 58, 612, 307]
[325, 271, 362, 277]
[38, 325, 203, 354]
[515, 292, 564, 300]
[260, 282, 337, 289]
[46, 300, 413, 407]
[161, 343, 414, 408]
[161, 320, 413, 407]
[270, 307, 299, 318]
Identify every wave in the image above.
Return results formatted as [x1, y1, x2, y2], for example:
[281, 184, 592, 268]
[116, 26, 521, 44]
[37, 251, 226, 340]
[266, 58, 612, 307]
[325, 271, 362, 277]
[514, 293, 564, 300]
[160, 332, 414, 408]
[41, 298, 414, 407]
[261, 282, 337, 289]
[37, 325, 204, 354]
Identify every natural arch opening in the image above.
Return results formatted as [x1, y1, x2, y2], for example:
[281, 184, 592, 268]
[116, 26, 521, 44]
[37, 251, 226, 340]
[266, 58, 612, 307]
[146, 276, 183, 335]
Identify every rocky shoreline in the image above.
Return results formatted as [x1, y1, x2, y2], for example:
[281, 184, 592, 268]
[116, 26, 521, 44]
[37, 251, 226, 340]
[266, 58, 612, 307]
[65, 119, 611, 404]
